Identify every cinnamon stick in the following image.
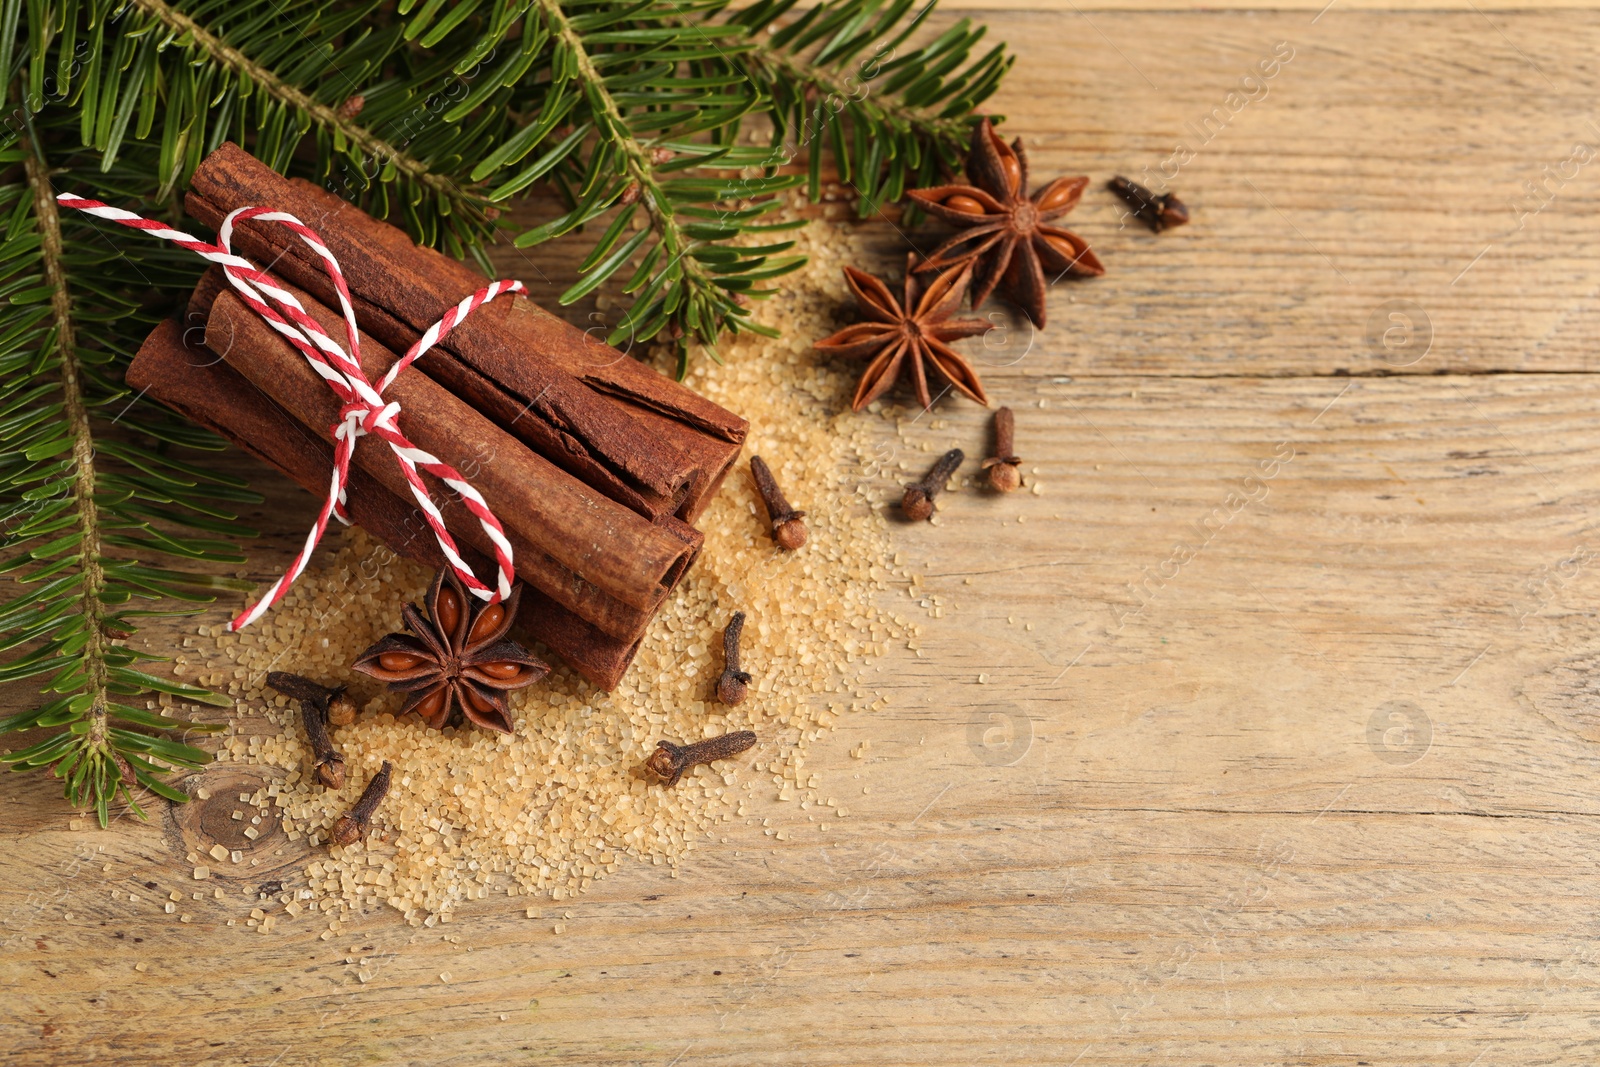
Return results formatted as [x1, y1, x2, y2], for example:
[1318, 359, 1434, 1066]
[127, 319, 644, 689]
[185, 143, 745, 522]
[204, 284, 689, 642]
[188, 266, 671, 520]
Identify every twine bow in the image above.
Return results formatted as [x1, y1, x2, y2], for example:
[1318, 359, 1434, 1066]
[57, 192, 520, 631]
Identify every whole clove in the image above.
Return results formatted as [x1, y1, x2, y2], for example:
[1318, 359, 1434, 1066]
[329, 761, 392, 847]
[645, 731, 757, 786]
[982, 407, 1023, 493]
[1108, 176, 1189, 233]
[267, 671, 345, 789]
[266, 670, 333, 708]
[749, 456, 807, 550]
[302, 703, 345, 790]
[902, 448, 964, 522]
[716, 612, 752, 706]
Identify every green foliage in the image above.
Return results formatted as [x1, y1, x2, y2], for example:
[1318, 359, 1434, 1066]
[1, 0, 1008, 821]
[731, 0, 1011, 215]
[0, 93, 262, 824]
[11, 0, 1008, 360]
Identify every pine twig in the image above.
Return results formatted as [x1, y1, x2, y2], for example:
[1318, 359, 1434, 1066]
[1, 93, 245, 825]
[128, 0, 479, 209]
[535, 0, 715, 308]
[20, 122, 112, 766]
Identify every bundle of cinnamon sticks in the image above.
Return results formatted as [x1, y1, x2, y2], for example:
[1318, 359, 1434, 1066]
[128, 144, 747, 690]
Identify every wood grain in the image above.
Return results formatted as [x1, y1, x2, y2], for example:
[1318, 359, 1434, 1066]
[8, 9, 1600, 1066]
[946, 0, 1600, 9]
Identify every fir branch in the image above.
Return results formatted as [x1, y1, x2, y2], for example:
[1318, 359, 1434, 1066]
[738, 29, 972, 145]
[19, 124, 110, 762]
[126, 0, 471, 206]
[531, 0, 774, 361]
[19, 0, 1008, 366]
[535, 0, 671, 249]
[0, 93, 254, 825]
[1, 0, 1015, 826]
[499, 0, 1005, 357]
[724, 0, 1013, 211]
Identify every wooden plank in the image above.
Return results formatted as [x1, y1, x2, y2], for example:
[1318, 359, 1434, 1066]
[8, 369, 1600, 1063]
[930, 10, 1600, 377]
[8, 9, 1600, 1065]
[943, 0, 1600, 9]
[503, 11, 1600, 378]
[757, 0, 1600, 13]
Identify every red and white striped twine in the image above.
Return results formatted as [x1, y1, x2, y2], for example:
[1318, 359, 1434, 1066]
[58, 191, 521, 631]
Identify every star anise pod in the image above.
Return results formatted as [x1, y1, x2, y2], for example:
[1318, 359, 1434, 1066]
[907, 117, 1104, 328]
[352, 569, 548, 734]
[815, 254, 991, 412]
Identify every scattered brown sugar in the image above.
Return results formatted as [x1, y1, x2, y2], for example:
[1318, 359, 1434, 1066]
[163, 203, 932, 927]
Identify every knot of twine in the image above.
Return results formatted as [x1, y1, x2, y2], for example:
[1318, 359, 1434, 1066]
[336, 397, 401, 447]
[57, 192, 522, 631]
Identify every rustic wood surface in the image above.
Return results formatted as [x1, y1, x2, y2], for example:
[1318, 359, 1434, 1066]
[9, 9, 1600, 1066]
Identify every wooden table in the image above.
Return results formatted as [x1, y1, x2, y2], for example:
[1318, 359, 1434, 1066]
[8, 6, 1600, 1064]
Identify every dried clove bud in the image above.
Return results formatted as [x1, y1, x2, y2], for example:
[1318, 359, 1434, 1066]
[329, 761, 392, 847]
[750, 455, 807, 550]
[267, 671, 345, 789]
[644, 731, 757, 787]
[266, 671, 333, 707]
[716, 612, 752, 706]
[981, 407, 1023, 492]
[1108, 176, 1189, 233]
[304, 708, 345, 790]
[902, 448, 964, 522]
[326, 687, 357, 727]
